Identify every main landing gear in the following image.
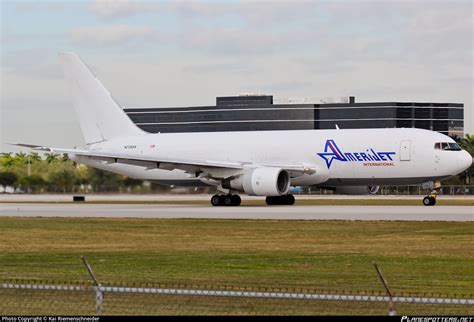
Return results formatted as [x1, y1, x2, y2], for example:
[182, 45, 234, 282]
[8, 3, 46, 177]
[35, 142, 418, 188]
[265, 194, 295, 206]
[422, 190, 437, 206]
[211, 194, 296, 206]
[211, 194, 241, 206]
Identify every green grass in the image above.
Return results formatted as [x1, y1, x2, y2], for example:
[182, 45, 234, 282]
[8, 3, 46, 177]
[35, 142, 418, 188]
[0, 217, 473, 315]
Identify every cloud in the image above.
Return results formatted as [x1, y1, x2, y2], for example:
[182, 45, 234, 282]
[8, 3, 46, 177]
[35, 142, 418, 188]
[14, 2, 65, 13]
[326, 1, 472, 64]
[3, 0, 472, 142]
[180, 28, 279, 55]
[69, 24, 162, 45]
[2, 48, 63, 80]
[89, 0, 317, 26]
[181, 62, 262, 75]
[89, 0, 159, 19]
[178, 27, 321, 56]
[1, 32, 63, 45]
[236, 1, 318, 27]
[403, 3, 472, 64]
[172, 1, 317, 27]
[262, 80, 313, 93]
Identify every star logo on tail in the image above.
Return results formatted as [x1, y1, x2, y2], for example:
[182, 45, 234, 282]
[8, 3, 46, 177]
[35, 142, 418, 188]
[317, 140, 347, 169]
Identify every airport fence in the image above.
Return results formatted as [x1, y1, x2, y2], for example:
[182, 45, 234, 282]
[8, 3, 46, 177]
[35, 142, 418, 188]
[380, 185, 473, 196]
[1, 280, 472, 316]
[303, 185, 474, 196]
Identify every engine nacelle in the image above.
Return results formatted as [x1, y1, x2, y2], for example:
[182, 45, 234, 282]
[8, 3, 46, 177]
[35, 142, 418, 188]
[335, 185, 380, 195]
[222, 167, 290, 196]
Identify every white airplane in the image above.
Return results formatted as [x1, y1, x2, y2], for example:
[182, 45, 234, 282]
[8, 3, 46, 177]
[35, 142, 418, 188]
[12, 53, 473, 206]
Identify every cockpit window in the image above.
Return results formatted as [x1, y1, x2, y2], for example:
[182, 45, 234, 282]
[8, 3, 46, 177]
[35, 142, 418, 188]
[434, 142, 461, 151]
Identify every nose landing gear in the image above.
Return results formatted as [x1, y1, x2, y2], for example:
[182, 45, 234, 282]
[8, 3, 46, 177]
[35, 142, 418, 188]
[422, 190, 437, 206]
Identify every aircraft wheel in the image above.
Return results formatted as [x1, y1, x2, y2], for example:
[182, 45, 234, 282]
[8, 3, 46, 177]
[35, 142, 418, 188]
[422, 196, 431, 206]
[286, 194, 295, 205]
[423, 196, 436, 206]
[265, 196, 275, 205]
[211, 194, 221, 206]
[224, 195, 234, 206]
[266, 195, 295, 206]
[231, 195, 241, 206]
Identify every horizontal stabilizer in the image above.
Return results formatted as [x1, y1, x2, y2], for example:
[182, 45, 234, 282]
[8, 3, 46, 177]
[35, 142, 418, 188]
[8, 143, 49, 150]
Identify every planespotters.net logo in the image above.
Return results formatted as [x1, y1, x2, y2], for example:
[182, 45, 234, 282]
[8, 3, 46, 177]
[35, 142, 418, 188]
[317, 139, 396, 169]
[401, 317, 473, 322]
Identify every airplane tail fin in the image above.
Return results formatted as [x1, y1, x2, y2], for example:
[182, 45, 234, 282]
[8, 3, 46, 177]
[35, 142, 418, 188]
[59, 52, 144, 144]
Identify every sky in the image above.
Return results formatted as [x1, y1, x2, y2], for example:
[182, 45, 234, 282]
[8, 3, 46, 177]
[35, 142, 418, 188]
[1, 0, 473, 153]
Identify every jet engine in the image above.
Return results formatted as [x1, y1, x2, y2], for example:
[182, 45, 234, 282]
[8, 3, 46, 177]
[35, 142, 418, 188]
[335, 185, 380, 195]
[222, 167, 290, 196]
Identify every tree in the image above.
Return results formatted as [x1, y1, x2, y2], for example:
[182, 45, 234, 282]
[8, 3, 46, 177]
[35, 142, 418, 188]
[20, 175, 46, 193]
[459, 134, 474, 155]
[61, 153, 69, 163]
[87, 167, 123, 192]
[0, 172, 18, 192]
[29, 152, 42, 162]
[14, 152, 27, 165]
[75, 164, 90, 187]
[49, 169, 77, 192]
[458, 134, 474, 184]
[45, 153, 60, 164]
[0, 153, 15, 170]
[123, 176, 144, 192]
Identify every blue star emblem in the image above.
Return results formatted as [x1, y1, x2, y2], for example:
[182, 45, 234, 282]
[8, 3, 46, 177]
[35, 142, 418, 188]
[317, 140, 347, 169]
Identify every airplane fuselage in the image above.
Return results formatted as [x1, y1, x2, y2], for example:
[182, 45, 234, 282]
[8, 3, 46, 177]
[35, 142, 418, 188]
[71, 127, 471, 188]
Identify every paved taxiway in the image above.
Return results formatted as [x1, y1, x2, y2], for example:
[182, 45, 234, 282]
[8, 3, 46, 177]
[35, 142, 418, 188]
[0, 203, 472, 221]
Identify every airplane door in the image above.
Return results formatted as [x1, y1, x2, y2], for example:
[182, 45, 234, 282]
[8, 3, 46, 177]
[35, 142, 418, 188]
[400, 140, 411, 161]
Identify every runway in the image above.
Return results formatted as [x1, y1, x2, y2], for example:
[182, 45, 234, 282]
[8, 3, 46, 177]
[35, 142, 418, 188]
[0, 203, 472, 221]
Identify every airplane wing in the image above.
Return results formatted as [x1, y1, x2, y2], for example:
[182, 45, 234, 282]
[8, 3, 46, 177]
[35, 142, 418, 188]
[9, 143, 314, 175]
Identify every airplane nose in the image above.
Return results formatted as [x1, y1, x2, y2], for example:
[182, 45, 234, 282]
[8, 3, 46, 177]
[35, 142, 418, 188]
[458, 151, 473, 172]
